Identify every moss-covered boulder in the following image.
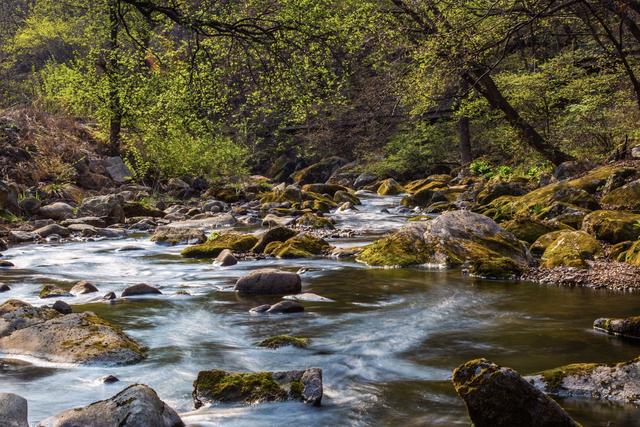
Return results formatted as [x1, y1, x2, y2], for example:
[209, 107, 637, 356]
[333, 190, 360, 205]
[259, 335, 309, 349]
[527, 358, 640, 405]
[594, 316, 640, 339]
[181, 232, 258, 258]
[529, 230, 567, 258]
[540, 230, 602, 268]
[292, 156, 347, 185]
[0, 300, 146, 365]
[404, 175, 451, 193]
[376, 178, 404, 196]
[252, 227, 298, 253]
[581, 210, 640, 244]
[301, 183, 348, 196]
[618, 240, 640, 266]
[192, 368, 322, 408]
[477, 181, 528, 206]
[501, 217, 571, 244]
[452, 358, 579, 427]
[123, 201, 165, 218]
[601, 179, 640, 211]
[294, 212, 335, 229]
[264, 234, 331, 258]
[39, 284, 72, 299]
[358, 211, 531, 277]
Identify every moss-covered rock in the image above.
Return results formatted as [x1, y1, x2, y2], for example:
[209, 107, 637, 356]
[39, 284, 72, 299]
[477, 181, 528, 206]
[618, 240, 640, 266]
[376, 178, 404, 196]
[252, 227, 298, 253]
[192, 367, 322, 408]
[469, 257, 523, 280]
[452, 358, 579, 427]
[501, 217, 571, 244]
[181, 232, 258, 258]
[294, 212, 335, 229]
[357, 226, 431, 267]
[264, 234, 331, 258]
[333, 190, 360, 205]
[540, 230, 602, 268]
[594, 316, 640, 339]
[292, 157, 347, 185]
[529, 230, 567, 258]
[301, 183, 348, 196]
[259, 335, 309, 349]
[601, 179, 640, 211]
[404, 175, 450, 193]
[581, 210, 640, 244]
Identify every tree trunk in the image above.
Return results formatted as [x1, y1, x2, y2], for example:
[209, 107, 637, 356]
[463, 71, 574, 165]
[458, 116, 472, 164]
[108, 0, 122, 156]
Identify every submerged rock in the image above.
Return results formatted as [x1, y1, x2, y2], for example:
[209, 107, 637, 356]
[121, 283, 162, 297]
[452, 358, 579, 427]
[0, 300, 146, 365]
[265, 301, 305, 314]
[151, 226, 206, 245]
[594, 316, 640, 339]
[36, 384, 183, 427]
[0, 392, 28, 427]
[259, 335, 309, 349]
[235, 269, 302, 295]
[527, 358, 640, 405]
[192, 367, 322, 408]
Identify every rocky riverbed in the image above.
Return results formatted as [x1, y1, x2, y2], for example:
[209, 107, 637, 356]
[1, 159, 640, 426]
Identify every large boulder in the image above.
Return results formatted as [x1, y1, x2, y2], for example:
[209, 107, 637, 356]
[78, 194, 125, 224]
[581, 210, 640, 244]
[540, 230, 602, 268]
[105, 156, 133, 183]
[252, 226, 298, 253]
[36, 384, 183, 427]
[0, 300, 146, 365]
[293, 212, 335, 229]
[234, 269, 302, 295]
[292, 157, 347, 185]
[192, 368, 322, 408]
[39, 202, 74, 221]
[601, 179, 640, 211]
[594, 316, 640, 339]
[452, 358, 579, 427]
[527, 358, 640, 405]
[358, 211, 531, 278]
[181, 232, 258, 258]
[151, 226, 206, 245]
[301, 183, 349, 196]
[264, 234, 331, 258]
[501, 217, 570, 244]
[0, 393, 28, 427]
[618, 240, 640, 266]
[376, 178, 404, 196]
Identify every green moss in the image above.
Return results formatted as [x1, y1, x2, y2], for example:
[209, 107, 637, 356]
[540, 231, 602, 268]
[377, 178, 404, 196]
[357, 232, 431, 267]
[193, 370, 287, 406]
[602, 180, 640, 211]
[289, 379, 304, 398]
[501, 217, 570, 244]
[181, 232, 258, 258]
[621, 241, 640, 266]
[530, 230, 567, 258]
[536, 363, 601, 392]
[582, 210, 640, 244]
[294, 212, 335, 229]
[258, 335, 309, 349]
[470, 257, 522, 279]
[264, 234, 330, 258]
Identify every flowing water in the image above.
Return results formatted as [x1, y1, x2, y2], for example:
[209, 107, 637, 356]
[1, 194, 639, 426]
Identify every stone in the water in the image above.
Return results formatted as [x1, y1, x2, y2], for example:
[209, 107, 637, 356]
[103, 291, 116, 300]
[78, 194, 125, 225]
[70, 280, 99, 295]
[594, 316, 640, 339]
[102, 374, 120, 384]
[0, 283, 10, 292]
[0, 260, 14, 267]
[234, 269, 301, 295]
[51, 300, 72, 314]
[266, 301, 304, 314]
[259, 335, 309, 349]
[214, 249, 237, 266]
[192, 367, 322, 408]
[121, 283, 162, 297]
[36, 384, 183, 427]
[452, 358, 579, 427]
[0, 392, 28, 427]
[249, 304, 271, 314]
[0, 300, 146, 365]
[39, 285, 72, 299]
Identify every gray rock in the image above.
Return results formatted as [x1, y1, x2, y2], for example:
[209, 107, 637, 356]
[61, 216, 106, 227]
[94, 227, 126, 238]
[266, 301, 304, 314]
[34, 224, 71, 238]
[234, 269, 302, 295]
[36, 384, 182, 427]
[39, 202, 74, 221]
[105, 156, 133, 183]
[0, 300, 146, 365]
[262, 214, 295, 227]
[51, 300, 72, 314]
[78, 194, 124, 225]
[70, 280, 99, 295]
[453, 358, 579, 427]
[594, 316, 640, 339]
[252, 226, 297, 253]
[214, 249, 237, 266]
[192, 368, 322, 408]
[67, 223, 98, 236]
[0, 392, 28, 427]
[122, 283, 162, 297]
[19, 197, 41, 214]
[151, 226, 206, 245]
[103, 292, 116, 300]
[0, 181, 19, 213]
[166, 213, 237, 230]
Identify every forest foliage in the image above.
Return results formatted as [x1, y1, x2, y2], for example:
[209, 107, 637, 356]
[1, 0, 639, 181]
